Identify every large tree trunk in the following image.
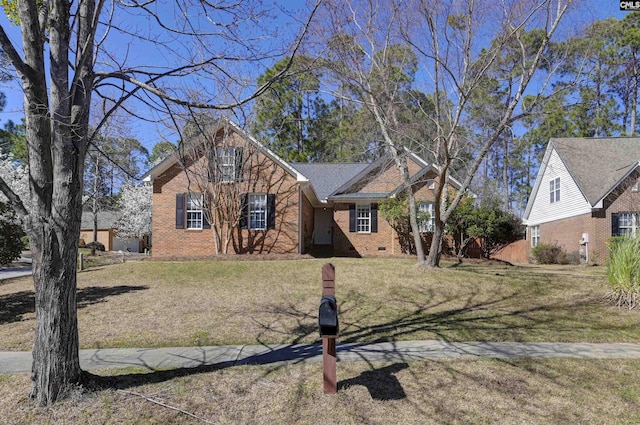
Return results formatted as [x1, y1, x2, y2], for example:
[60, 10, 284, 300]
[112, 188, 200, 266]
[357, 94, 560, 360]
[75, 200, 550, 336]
[30, 219, 83, 404]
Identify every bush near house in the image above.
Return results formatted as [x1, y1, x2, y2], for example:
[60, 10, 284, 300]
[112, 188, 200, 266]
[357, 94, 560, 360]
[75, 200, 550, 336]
[605, 236, 640, 309]
[530, 243, 563, 264]
[85, 241, 106, 252]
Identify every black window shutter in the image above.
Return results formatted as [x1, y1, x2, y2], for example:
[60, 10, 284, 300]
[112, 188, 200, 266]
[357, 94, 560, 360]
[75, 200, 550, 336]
[240, 193, 248, 229]
[371, 203, 378, 233]
[267, 194, 276, 229]
[235, 147, 244, 182]
[349, 204, 356, 232]
[202, 205, 211, 229]
[176, 193, 185, 229]
[208, 149, 218, 182]
[612, 213, 620, 237]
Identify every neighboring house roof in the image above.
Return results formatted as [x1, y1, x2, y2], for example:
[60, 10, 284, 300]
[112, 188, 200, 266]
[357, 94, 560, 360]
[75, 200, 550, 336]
[524, 137, 640, 222]
[80, 210, 121, 230]
[291, 163, 369, 202]
[141, 117, 308, 183]
[552, 137, 640, 206]
[524, 137, 640, 221]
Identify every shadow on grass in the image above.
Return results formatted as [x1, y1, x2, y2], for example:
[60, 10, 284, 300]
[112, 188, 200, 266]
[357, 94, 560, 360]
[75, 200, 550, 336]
[0, 285, 149, 324]
[339, 363, 409, 400]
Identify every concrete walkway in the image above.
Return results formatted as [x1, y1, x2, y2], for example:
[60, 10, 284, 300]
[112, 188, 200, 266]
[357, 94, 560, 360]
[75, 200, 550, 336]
[0, 253, 33, 281]
[3, 341, 640, 374]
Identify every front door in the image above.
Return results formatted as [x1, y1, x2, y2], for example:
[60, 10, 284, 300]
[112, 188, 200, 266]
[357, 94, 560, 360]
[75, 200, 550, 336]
[314, 208, 333, 245]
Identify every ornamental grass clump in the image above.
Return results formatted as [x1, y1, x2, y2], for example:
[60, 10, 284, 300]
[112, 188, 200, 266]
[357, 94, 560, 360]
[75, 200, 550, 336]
[605, 237, 640, 309]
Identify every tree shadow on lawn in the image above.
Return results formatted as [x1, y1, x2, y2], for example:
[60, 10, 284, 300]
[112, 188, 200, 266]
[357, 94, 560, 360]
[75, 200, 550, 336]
[0, 285, 149, 325]
[253, 287, 569, 346]
[82, 289, 584, 395]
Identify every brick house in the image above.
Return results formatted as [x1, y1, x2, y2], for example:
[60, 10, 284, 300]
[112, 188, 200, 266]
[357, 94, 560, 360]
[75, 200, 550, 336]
[142, 119, 460, 258]
[523, 137, 640, 263]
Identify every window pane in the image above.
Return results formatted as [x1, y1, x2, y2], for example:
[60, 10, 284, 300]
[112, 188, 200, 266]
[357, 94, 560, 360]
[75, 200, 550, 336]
[356, 204, 370, 233]
[419, 202, 435, 232]
[249, 194, 267, 230]
[186, 194, 203, 229]
[217, 147, 236, 182]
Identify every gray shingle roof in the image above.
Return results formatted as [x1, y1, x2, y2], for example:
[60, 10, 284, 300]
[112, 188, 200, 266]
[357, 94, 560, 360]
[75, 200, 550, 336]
[292, 163, 369, 201]
[551, 137, 640, 205]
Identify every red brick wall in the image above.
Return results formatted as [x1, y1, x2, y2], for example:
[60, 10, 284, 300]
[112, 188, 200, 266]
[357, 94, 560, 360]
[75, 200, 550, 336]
[332, 169, 443, 257]
[333, 203, 400, 256]
[360, 159, 425, 193]
[300, 189, 314, 253]
[151, 133, 301, 258]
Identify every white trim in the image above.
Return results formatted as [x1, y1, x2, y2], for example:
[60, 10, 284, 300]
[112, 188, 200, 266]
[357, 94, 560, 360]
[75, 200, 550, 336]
[356, 203, 371, 233]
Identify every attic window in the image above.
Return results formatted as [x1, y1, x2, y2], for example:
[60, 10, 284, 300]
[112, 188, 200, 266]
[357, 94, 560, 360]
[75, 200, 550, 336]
[632, 182, 639, 193]
[427, 179, 435, 189]
[549, 177, 560, 204]
[209, 147, 243, 183]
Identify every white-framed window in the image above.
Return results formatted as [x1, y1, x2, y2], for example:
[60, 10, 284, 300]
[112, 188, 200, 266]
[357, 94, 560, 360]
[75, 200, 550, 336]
[549, 177, 560, 203]
[531, 225, 540, 247]
[210, 147, 242, 183]
[217, 147, 237, 183]
[427, 179, 435, 190]
[618, 212, 639, 237]
[356, 204, 371, 233]
[186, 193, 203, 230]
[418, 202, 435, 232]
[249, 193, 267, 230]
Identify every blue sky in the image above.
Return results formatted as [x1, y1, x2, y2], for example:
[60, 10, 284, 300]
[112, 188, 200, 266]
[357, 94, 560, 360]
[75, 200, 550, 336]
[0, 1, 632, 159]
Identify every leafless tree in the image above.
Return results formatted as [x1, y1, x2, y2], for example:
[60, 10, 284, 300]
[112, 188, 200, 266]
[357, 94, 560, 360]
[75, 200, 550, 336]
[314, 0, 576, 267]
[0, 0, 320, 405]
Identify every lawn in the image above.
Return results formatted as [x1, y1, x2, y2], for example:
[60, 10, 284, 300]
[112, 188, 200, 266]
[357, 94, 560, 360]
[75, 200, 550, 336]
[2, 257, 640, 424]
[1, 257, 640, 351]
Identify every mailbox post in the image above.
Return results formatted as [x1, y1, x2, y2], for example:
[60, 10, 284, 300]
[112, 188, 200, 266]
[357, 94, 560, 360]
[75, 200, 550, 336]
[320, 263, 338, 394]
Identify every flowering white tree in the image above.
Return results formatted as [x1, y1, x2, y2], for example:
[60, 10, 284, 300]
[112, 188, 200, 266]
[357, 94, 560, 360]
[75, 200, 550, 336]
[0, 154, 28, 264]
[0, 154, 28, 204]
[115, 182, 151, 239]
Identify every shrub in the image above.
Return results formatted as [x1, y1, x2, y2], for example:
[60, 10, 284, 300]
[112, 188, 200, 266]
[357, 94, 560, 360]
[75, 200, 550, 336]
[530, 243, 563, 264]
[85, 241, 105, 252]
[0, 202, 25, 266]
[605, 237, 640, 309]
[559, 251, 581, 265]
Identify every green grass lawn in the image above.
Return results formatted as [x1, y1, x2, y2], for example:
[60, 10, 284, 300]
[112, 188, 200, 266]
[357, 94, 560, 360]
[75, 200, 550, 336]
[2, 258, 640, 424]
[1, 257, 639, 351]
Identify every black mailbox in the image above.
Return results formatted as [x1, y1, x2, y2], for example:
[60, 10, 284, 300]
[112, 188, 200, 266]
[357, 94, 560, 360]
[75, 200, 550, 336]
[319, 294, 339, 337]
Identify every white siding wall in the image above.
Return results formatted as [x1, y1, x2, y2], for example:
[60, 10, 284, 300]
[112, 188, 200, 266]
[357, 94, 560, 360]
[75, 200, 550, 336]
[527, 149, 591, 225]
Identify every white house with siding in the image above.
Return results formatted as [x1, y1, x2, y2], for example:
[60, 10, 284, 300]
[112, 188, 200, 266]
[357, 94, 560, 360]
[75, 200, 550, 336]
[523, 137, 640, 263]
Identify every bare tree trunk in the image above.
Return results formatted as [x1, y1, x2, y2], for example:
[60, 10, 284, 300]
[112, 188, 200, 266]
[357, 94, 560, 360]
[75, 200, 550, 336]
[426, 217, 444, 267]
[29, 213, 83, 404]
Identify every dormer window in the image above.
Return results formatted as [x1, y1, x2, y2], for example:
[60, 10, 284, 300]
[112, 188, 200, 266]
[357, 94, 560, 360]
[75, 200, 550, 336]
[549, 177, 560, 203]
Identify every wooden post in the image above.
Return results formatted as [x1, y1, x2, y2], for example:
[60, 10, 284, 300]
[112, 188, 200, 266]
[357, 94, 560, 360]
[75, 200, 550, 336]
[321, 263, 337, 394]
[78, 253, 84, 271]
